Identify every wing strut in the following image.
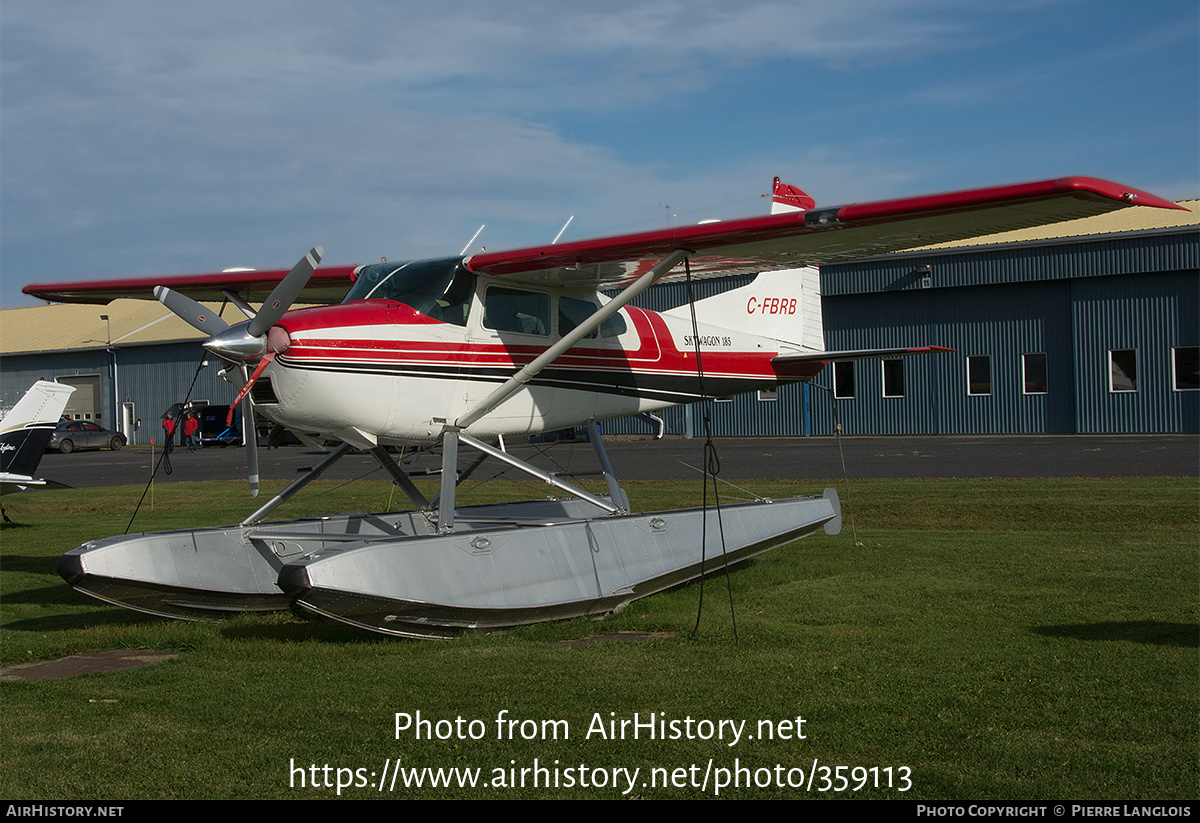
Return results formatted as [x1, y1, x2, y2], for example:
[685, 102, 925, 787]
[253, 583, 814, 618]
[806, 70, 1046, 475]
[435, 423, 628, 533]
[453, 248, 692, 431]
[436, 249, 692, 531]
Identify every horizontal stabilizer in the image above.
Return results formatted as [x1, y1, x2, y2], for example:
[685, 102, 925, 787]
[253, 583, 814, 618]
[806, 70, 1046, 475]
[773, 345, 954, 364]
[1, 478, 73, 495]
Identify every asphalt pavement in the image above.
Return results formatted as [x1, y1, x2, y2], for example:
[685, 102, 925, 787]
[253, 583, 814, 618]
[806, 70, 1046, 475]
[34, 433, 1198, 491]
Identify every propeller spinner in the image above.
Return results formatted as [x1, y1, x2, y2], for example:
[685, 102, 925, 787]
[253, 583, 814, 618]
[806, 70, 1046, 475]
[155, 247, 323, 496]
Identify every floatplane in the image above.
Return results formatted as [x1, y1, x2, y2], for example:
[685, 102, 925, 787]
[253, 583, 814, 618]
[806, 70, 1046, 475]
[25, 176, 1181, 637]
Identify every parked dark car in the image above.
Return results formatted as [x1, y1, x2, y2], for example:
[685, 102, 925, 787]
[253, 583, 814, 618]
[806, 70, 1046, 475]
[47, 420, 126, 453]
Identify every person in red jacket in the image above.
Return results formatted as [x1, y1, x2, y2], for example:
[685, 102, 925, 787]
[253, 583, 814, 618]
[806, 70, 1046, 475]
[161, 412, 176, 454]
[183, 412, 200, 452]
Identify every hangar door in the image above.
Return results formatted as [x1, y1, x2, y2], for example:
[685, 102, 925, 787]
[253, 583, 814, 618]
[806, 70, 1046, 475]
[57, 375, 102, 422]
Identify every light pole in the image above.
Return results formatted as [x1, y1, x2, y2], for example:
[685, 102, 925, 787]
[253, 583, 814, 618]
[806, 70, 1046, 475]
[100, 314, 120, 438]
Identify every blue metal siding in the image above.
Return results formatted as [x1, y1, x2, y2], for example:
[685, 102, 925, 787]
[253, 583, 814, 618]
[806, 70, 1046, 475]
[931, 281, 1075, 434]
[825, 231, 1198, 296]
[599, 383, 812, 437]
[1, 342, 239, 445]
[812, 289, 942, 435]
[1071, 271, 1199, 433]
[607, 230, 1197, 436]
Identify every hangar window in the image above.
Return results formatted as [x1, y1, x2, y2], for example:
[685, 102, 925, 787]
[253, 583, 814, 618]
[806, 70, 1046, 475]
[882, 359, 904, 398]
[1109, 349, 1138, 392]
[833, 361, 855, 399]
[967, 356, 992, 396]
[1022, 353, 1048, 394]
[1173, 347, 1199, 391]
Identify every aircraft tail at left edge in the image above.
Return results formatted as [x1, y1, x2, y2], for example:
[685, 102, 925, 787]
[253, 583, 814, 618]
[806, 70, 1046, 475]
[0, 381, 77, 493]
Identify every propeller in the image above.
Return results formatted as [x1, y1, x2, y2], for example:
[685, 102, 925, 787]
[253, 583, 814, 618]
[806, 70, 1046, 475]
[155, 247, 323, 496]
[201, 246, 323, 364]
[247, 247, 323, 337]
[154, 287, 231, 336]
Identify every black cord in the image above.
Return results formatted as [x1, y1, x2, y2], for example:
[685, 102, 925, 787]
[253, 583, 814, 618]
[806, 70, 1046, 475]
[808, 379, 859, 546]
[124, 355, 207, 534]
[683, 259, 737, 644]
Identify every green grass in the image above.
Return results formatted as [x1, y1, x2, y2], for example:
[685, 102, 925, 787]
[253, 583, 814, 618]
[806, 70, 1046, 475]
[1, 477, 1196, 799]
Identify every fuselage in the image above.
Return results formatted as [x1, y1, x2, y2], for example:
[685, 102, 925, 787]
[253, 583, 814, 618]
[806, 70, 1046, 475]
[236, 258, 822, 447]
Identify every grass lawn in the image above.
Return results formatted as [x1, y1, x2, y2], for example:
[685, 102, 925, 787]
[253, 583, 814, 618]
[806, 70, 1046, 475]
[0, 476, 1195, 799]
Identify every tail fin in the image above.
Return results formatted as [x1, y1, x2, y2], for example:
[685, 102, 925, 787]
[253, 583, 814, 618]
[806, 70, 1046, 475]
[0, 381, 76, 478]
[771, 177, 816, 214]
[663, 179, 823, 352]
[662, 267, 825, 352]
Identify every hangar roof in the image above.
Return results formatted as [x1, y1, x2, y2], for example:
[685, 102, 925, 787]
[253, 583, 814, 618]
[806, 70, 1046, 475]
[913, 199, 1198, 250]
[1, 299, 214, 355]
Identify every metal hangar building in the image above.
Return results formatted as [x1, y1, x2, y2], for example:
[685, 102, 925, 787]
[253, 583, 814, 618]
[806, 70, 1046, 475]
[606, 199, 1199, 437]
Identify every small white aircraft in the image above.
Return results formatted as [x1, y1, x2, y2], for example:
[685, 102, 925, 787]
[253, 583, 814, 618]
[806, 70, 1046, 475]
[28, 176, 1181, 637]
[0, 380, 77, 519]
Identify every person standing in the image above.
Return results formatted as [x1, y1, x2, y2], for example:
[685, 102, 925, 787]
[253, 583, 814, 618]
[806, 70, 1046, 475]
[183, 412, 200, 452]
[161, 412, 176, 454]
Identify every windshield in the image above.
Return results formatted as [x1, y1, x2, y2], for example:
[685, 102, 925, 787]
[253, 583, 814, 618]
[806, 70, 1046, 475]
[344, 256, 475, 325]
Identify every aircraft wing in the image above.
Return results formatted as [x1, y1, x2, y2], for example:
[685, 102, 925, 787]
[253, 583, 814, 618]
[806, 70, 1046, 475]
[23, 265, 360, 306]
[466, 177, 1183, 288]
[23, 176, 1181, 304]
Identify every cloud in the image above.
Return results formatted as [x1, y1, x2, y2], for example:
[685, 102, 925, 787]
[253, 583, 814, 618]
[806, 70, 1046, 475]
[2, 1, 1194, 307]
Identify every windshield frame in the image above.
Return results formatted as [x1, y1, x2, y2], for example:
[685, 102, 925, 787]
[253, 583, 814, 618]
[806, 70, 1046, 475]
[344, 256, 475, 325]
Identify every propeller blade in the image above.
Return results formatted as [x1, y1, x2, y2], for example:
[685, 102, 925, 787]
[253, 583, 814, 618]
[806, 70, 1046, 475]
[247, 247, 322, 337]
[226, 352, 275, 425]
[155, 287, 231, 335]
[239, 365, 260, 498]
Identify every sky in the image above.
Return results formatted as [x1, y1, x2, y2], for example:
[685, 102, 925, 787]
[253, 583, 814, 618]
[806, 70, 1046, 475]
[1, 0, 1196, 308]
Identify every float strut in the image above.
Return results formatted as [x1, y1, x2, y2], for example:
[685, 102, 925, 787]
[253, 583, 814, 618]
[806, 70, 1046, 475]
[368, 446, 430, 510]
[586, 419, 629, 513]
[438, 428, 460, 532]
[241, 442, 354, 527]
[458, 432, 619, 514]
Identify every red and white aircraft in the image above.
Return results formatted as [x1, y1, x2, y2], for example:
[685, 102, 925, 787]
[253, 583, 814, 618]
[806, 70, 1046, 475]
[30, 176, 1181, 636]
[25, 176, 1180, 459]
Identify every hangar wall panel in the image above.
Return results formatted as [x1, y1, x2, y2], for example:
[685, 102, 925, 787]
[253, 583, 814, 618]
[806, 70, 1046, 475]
[1071, 271, 1198, 433]
[605, 229, 1197, 436]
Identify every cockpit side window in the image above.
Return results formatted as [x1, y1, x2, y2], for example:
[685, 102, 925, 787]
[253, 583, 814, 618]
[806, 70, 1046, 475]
[483, 287, 550, 336]
[558, 297, 599, 339]
[434, 267, 473, 327]
[598, 312, 627, 339]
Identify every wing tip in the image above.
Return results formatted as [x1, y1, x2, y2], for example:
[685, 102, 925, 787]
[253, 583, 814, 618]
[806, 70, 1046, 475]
[1053, 176, 1186, 211]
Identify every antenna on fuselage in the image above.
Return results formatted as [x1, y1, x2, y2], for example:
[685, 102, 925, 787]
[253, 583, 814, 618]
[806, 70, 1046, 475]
[460, 225, 485, 256]
[552, 216, 574, 244]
